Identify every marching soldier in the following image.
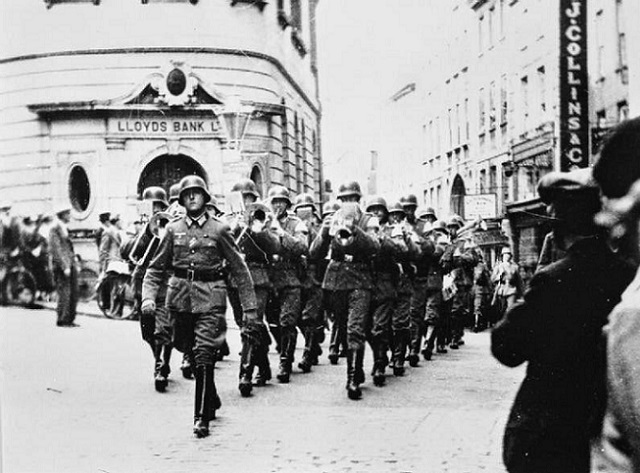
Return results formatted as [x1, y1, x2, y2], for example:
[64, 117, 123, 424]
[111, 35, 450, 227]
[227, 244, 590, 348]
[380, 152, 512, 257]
[471, 249, 493, 331]
[265, 185, 308, 383]
[166, 183, 185, 218]
[421, 220, 449, 359]
[49, 206, 79, 327]
[320, 200, 346, 365]
[441, 215, 478, 349]
[293, 193, 324, 373]
[387, 201, 419, 375]
[128, 186, 174, 392]
[226, 178, 281, 395]
[142, 175, 258, 438]
[365, 196, 409, 386]
[311, 180, 380, 400]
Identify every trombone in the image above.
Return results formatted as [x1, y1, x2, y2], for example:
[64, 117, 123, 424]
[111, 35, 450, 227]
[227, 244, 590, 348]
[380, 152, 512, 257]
[128, 211, 172, 269]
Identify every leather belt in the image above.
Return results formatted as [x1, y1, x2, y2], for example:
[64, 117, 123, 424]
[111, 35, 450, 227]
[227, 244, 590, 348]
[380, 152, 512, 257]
[174, 267, 225, 282]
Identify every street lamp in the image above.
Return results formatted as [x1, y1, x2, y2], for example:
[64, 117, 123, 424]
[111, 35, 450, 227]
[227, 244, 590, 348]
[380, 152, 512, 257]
[219, 95, 254, 151]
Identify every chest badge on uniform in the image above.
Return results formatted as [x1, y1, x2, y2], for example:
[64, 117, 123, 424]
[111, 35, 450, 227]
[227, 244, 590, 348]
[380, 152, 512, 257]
[189, 237, 198, 248]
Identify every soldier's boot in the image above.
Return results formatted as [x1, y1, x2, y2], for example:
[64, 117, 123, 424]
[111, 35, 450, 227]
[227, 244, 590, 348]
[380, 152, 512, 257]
[392, 331, 409, 376]
[276, 331, 293, 383]
[181, 352, 194, 379]
[193, 365, 209, 438]
[422, 327, 435, 361]
[298, 328, 315, 374]
[311, 325, 325, 365]
[346, 349, 362, 400]
[268, 322, 282, 354]
[254, 342, 272, 386]
[408, 325, 422, 368]
[328, 321, 340, 365]
[215, 340, 230, 361]
[238, 341, 255, 397]
[153, 344, 168, 392]
[160, 344, 172, 378]
[354, 346, 366, 385]
[372, 342, 387, 387]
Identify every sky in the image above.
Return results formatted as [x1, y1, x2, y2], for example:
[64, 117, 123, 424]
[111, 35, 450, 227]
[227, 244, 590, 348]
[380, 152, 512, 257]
[315, 0, 443, 185]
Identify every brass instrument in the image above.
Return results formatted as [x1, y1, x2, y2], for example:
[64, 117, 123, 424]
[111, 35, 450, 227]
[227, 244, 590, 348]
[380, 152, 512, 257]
[128, 211, 172, 269]
[456, 218, 487, 241]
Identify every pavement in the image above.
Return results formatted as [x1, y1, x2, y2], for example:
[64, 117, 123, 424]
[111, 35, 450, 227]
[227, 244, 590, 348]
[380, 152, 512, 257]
[0, 305, 524, 473]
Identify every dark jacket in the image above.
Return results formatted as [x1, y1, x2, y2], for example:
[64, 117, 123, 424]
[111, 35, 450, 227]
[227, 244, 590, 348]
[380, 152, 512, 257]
[491, 235, 635, 473]
[49, 220, 75, 274]
[268, 213, 308, 289]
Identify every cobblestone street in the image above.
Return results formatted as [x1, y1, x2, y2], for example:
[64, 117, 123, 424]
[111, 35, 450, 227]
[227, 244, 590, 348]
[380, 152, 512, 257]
[0, 307, 523, 473]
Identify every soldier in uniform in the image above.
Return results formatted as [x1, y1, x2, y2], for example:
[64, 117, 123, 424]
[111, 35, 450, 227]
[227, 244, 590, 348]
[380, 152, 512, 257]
[128, 186, 174, 392]
[49, 206, 79, 327]
[421, 220, 450, 359]
[292, 193, 325, 373]
[491, 247, 523, 322]
[142, 175, 258, 438]
[265, 185, 308, 383]
[226, 178, 281, 395]
[95, 211, 111, 251]
[311, 180, 380, 400]
[441, 215, 478, 349]
[365, 196, 410, 386]
[320, 200, 346, 365]
[471, 249, 493, 331]
[387, 201, 419, 375]
[166, 183, 185, 218]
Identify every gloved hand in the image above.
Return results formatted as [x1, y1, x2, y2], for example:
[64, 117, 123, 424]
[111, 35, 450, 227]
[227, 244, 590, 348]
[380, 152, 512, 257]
[141, 299, 156, 315]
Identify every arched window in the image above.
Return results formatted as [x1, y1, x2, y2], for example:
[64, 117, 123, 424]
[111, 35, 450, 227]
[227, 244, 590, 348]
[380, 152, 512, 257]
[450, 174, 466, 218]
[250, 165, 264, 199]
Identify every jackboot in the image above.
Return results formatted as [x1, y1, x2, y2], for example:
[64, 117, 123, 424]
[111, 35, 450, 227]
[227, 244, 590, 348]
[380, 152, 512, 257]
[345, 349, 362, 400]
[354, 346, 365, 386]
[160, 344, 172, 378]
[238, 341, 255, 397]
[153, 344, 168, 392]
[408, 323, 423, 367]
[392, 331, 409, 376]
[181, 351, 194, 379]
[276, 331, 294, 383]
[298, 328, 315, 373]
[328, 321, 340, 365]
[193, 364, 221, 438]
[254, 342, 272, 386]
[372, 341, 387, 387]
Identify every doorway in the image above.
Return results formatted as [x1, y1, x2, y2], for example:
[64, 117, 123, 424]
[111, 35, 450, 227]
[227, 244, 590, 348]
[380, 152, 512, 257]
[137, 154, 207, 197]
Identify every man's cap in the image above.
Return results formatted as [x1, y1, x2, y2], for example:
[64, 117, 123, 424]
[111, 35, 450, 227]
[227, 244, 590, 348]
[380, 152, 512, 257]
[537, 168, 599, 204]
[593, 116, 640, 199]
[501, 247, 512, 255]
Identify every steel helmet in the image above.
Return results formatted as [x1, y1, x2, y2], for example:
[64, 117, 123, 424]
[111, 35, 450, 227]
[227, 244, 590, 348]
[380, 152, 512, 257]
[268, 185, 292, 206]
[205, 195, 222, 215]
[431, 220, 449, 234]
[365, 195, 388, 213]
[388, 201, 406, 215]
[178, 175, 211, 205]
[231, 178, 260, 199]
[501, 246, 513, 256]
[400, 194, 418, 208]
[142, 186, 169, 208]
[293, 193, 316, 212]
[446, 214, 464, 228]
[322, 200, 341, 218]
[337, 181, 362, 200]
[169, 183, 181, 203]
[417, 206, 437, 220]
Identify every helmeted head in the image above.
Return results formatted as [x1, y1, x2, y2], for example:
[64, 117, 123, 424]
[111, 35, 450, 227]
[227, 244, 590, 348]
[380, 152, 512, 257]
[178, 175, 211, 214]
[322, 200, 341, 218]
[446, 214, 463, 237]
[387, 201, 406, 225]
[205, 195, 222, 216]
[142, 186, 169, 213]
[56, 205, 72, 223]
[99, 211, 111, 224]
[231, 178, 260, 206]
[268, 185, 292, 217]
[293, 193, 316, 213]
[417, 206, 437, 223]
[365, 195, 388, 221]
[337, 181, 362, 203]
[168, 183, 181, 204]
[501, 246, 513, 262]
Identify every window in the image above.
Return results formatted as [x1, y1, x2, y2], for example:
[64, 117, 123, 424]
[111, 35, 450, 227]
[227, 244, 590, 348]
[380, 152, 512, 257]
[616, 0, 627, 69]
[618, 101, 630, 122]
[479, 15, 484, 52]
[488, 7, 495, 47]
[500, 74, 508, 126]
[464, 98, 470, 140]
[301, 118, 308, 191]
[489, 165, 497, 193]
[448, 108, 453, 149]
[489, 81, 497, 129]
[521, 75, 529, 130]
[479, 169, 487, 193]
[479, 87, 486, 132]
[498, 0, 505, 39]
[69, 165, 91, 212]
[537, 66, 546, 115]
[456, 103, 461, 145]
[595, 10, 604, 78]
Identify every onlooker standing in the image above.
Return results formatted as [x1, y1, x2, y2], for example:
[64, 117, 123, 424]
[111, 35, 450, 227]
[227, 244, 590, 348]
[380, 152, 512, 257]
[491, 247, 523, 321]
[491, 169, 634, 473]
[590, 116, 640, 472]
[49, 206, 79, 327]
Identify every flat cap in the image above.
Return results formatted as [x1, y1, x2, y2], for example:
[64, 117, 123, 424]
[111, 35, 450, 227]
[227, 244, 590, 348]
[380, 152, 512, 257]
[537, 168, 599, 204]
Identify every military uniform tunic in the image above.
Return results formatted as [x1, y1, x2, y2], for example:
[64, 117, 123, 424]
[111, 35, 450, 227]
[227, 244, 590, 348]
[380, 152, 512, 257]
[143, 212, 257, 367]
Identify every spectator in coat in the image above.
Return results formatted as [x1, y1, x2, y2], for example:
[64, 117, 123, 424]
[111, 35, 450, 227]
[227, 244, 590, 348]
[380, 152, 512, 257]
[491, 168, 635, 473]
[49, 206, 79, 327]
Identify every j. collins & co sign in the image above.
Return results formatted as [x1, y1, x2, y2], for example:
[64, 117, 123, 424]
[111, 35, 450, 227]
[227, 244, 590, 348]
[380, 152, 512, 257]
[559, 0, 589, 171]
